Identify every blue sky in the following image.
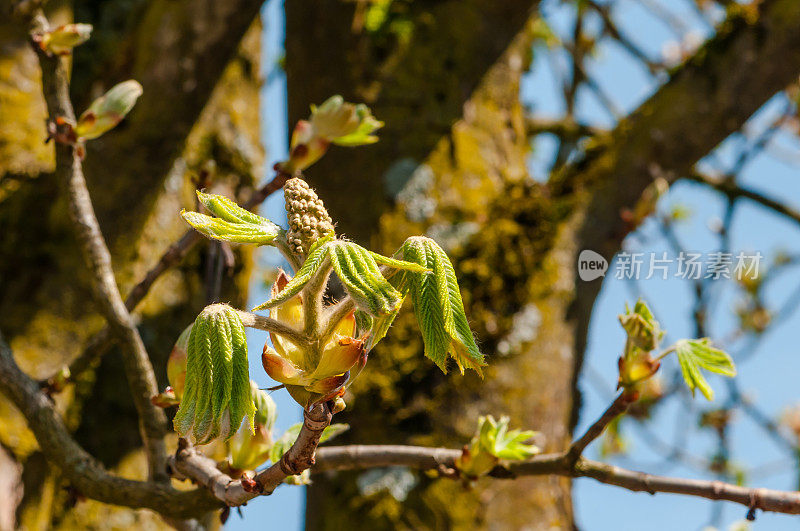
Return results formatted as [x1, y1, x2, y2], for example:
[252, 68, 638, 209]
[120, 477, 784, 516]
[228, 1, 800, 529]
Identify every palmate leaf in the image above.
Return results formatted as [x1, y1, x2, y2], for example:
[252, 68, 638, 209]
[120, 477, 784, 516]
[674, 338, 736, 400]
[182, 191, 281, 245]
[252, 236, 418, 316]
[396, 237, 485, 375]
[477, 415, 540, 460]
[197, 191, 269, 225]
[329, 242, 404, 317]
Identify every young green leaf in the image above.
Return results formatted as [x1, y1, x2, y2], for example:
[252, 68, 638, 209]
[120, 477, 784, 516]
[368, 250, 430, 273]
[456, 415, 539, 478]
[674, 338, 736, 400]
[182, 191, 282, 247]
[328, 241, 403, 317]
[618, 299, 664, 352]
[251, 236, 333, 311]
[173, 304, 255, 445]
[196, 191, 273, 226]
[396, 237, 485, 375]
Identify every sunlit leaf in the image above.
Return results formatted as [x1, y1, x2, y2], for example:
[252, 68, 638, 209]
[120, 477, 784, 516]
[396, 236, 485, 375]
[328, 241, 403, 316]
[252, 235, 333, 311]
[674, 338, 736, 401]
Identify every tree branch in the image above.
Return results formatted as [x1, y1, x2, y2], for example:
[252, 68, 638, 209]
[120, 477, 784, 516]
[312, 444, 800, 515]
[0, 330, 218, 518]
[566, 392, 630, 464]
[171, 401, 332, 506]
[686, 170, 800, 226]
[32, 13, 168, 482]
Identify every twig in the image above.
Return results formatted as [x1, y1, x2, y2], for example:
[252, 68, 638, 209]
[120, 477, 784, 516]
[687, 171, 800, 226]
[32, 13, 168, 482]
[566, 392, 630, 464]
[312, 444, 800, 515]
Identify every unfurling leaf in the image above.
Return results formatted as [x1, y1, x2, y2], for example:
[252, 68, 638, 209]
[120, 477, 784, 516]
[39, 23, 92, 55]
[456, 415, 539, 479]
[280, 96, 383, 173]
[252, 236, 333, 311]
[618, 299, 664, 352]
[395, 236, 485, 375]
[74, 80, 143, 140]
[173, 304, 255, 445]
[182, 191, 281, 246]
[310, 96, 383, 146]
[253, 239, 404, 317]
[674, 338, 736, 401]
[328, 241, 403, 317]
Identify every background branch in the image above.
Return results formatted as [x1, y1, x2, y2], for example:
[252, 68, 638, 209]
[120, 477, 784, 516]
[33, 13, 168, 482]
[0, 331, 218, 518]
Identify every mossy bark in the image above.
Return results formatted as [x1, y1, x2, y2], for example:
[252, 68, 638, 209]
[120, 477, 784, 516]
[0, 1, 263, 527]
[286, 2, 575, 529]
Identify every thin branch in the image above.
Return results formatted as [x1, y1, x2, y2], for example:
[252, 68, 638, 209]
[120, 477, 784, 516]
[0, 330, 218, 518]
[687, 171, 800, 226]
[32, 13, 168, 482]
[566, 392, 630, 464]
[576, 458, 800, 515]
[312, 444, 800, 515]
[525, 116, 607, 140]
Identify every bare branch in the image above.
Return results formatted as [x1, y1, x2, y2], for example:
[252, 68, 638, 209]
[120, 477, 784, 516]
[577, 458, 800, 515]
[171, 402, 332, 506]
[313, 444, 800, 515]
[32, 13, 168, 482]
[566, 392, 630, 464]
[687, 171, 800, 226]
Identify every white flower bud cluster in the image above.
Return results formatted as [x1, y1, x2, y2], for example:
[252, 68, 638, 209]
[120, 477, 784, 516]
[284, 177, 334, 255]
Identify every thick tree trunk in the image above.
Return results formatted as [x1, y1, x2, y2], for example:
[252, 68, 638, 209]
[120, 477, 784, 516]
[286, 2, 574, 529]
[0, 1, 264, 527]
